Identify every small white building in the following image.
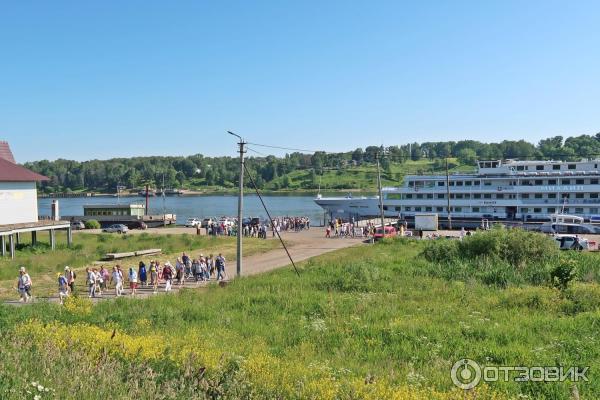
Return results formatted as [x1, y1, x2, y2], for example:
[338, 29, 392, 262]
[0, 141, 71, 258]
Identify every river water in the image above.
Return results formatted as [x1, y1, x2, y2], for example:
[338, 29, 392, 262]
[38, 195, 327, 225]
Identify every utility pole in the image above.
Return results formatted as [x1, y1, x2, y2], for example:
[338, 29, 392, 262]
[376, 152, 385, 229]
[228, 131, 246, 277]
[446, 158, 452, 230]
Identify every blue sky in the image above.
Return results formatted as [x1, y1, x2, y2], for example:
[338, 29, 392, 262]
[1, 1, 599, 162]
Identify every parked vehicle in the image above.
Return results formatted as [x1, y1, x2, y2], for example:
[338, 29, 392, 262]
[373, 226, 397, 241]
[201, 218, 215, 228]
[554, 235, 589, 250]
[127, 221, 147, 230]
[185, 218, 200, 227]
[219, 218, 234, 227]
[102, 224, 129, 234]
[70, 220, 85, 230]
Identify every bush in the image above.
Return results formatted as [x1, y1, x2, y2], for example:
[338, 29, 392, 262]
[84, 219, 101, 229]
[421, 228, 560, 287]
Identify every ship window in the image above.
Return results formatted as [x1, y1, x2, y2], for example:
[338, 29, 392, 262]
[474, 194, 481, 199]
[562, 179, 571, 184]
[464, 194, 470, 199]
[568, 164, 576, 170]
[472, 207, 480, 212]
[436, 207, 444, 212]
[408, 181, 414, 187]
[516, 165, 524, 171]
[455, 194, 463, 199]
[425, 207, 432, 212]
[496, 194, 504, 199]
[449, 181, 455, 186]
[548, 208, 556, 213]
[564, 208, 570, 213]
[484, 194, 492, 199]
[548, 193, 557, 198]
[473, 180, 480, 185]
[548, 179, 557, 185]
[561, 193, 569, 198]
[437, 194, 445, 199]
[427, 194, 433, 199]
[534, 208, 542, 213]
[454, 207, 462, 212]
[536, 165, 544, 171]
[575, 207, 583, 213]
[576, 179, 584, 184]
[405, 207, 411, 211]
[590, 193, 598, 199]
[591, 208, 599, 213]
[484, 181, 491, 186]
[456, 181, 463, 186]
[576, 193, 584, 198]
[522, 194, 529, 199]
[415, 207, 422, 212]
[535, 194, 543, 199]
[405, 194, 413, 199]
[395, 206, 401, 211]
[437, 181, 445, 186]
[535, 180, 543, 185]
[383, 206, 388, 210]
[591, 179, 599, 184]
[553, 164, 561, 170]
[416, 194, 423, 199]
[465, 181, 472, 186]
[521, 208, 529, 213]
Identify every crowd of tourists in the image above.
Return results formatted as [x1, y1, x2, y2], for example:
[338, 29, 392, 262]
[206, 216, 311, 238]
[325, 219, 375, 238]
[16, 252, 228, 304]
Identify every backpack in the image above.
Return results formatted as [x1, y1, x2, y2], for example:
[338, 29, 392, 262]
[72, 271, 77, 279]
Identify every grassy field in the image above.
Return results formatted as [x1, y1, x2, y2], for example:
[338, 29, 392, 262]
[1, 230, 599, 399]
[0, 232, 278, 300]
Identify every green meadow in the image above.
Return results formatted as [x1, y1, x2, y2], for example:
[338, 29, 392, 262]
[1, 230, 599, 399]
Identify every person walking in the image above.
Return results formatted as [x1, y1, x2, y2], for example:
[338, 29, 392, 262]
[86, 268, 96, 298]
[57, 272, 69, 305]
[111, 266, 123, 297]
[149, 261, 158, 293]
[215, 253, 226, 281]
[16, 267, 32, 303]
[138, 261, 147, 287]
[163, 262, 173, 292]
[65, 266, 76, 294]
[128, 267, 138, 296]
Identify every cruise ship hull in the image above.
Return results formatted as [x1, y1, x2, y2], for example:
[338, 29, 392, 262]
[314, 196, 380, 220]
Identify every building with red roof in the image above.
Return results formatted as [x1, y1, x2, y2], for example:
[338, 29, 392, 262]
[0, 141, 71, 259]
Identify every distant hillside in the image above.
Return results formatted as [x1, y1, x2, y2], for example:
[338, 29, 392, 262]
[23, 133, 600, 193]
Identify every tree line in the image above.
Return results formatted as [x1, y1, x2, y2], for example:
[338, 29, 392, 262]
[24, 133, 600, 193]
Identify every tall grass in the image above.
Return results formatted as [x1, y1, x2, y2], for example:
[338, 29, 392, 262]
[1, 238, 599, 398]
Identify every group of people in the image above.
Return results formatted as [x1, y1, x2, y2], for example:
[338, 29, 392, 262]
[206, 216, 311, 238]
[16, 252, 228, 304]
[325, 219, 373, 238]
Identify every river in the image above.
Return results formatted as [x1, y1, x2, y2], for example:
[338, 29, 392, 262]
[38, 194, 327, 225]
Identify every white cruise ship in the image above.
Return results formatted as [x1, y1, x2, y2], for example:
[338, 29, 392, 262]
[314, 159, 600, 227]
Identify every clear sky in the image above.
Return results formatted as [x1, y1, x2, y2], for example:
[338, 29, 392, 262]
[1, 0, 599, 162]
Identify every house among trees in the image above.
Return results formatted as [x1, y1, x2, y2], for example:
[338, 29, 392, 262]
[0, 141, 71, 259]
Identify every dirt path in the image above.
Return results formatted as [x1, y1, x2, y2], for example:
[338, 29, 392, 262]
[4, 229, 366, 305]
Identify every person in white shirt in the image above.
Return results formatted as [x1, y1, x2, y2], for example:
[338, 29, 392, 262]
[111, 265, 124, 297]
[17, 267, 32, 302]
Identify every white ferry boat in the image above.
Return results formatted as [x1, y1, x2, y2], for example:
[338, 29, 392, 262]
[314, 159, 600, 228]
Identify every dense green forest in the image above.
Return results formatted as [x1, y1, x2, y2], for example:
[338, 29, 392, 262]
[24, 134, 600, 193]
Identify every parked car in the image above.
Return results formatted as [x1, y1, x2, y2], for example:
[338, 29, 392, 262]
[102, 224, 129, 234]
[185, 218, 200, 227]
[219, 218, 234, 227]
[554, 235, 589, 250]
[70, 220, 85, 230]
[201, 218, 215, 228]
[373, 226, 397, 241]
[127, 221, 147, 230]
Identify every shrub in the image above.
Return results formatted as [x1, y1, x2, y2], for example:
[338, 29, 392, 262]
[551, 257, 577, 291]
[84, 219, 101, 229]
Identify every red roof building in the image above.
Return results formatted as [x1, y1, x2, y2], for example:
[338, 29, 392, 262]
[0, 141, 16, 163]
[0, 158, 49, 182]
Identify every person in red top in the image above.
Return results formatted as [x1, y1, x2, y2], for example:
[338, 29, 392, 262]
[162, 261, 173, 292]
